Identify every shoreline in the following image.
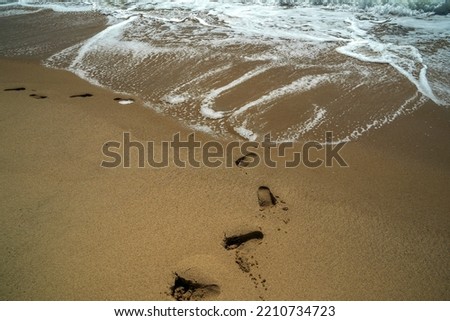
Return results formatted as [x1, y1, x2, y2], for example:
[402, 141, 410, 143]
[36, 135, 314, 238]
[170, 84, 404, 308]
[1, 58, 449, 300]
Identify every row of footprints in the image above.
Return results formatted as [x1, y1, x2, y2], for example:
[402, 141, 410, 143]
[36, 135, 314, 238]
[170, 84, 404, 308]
[170, 153, 289, 301]
[4, 87, 135, 104]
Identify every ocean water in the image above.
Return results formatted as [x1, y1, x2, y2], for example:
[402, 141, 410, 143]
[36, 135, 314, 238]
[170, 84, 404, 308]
[1, 0, 449, 142]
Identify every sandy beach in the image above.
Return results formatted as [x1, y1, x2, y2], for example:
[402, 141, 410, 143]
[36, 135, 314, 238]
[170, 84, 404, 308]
[1, 5, 449, 301]
[1, 57, 449, 300]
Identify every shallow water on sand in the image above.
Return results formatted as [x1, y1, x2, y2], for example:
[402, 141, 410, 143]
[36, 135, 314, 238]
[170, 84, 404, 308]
[1, 2, 449, 142]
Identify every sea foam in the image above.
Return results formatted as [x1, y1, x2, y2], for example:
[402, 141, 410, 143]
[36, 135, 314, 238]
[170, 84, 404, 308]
[9, 0, 448, 142]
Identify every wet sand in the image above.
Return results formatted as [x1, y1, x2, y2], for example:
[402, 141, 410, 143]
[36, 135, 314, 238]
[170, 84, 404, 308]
[0, 57, 449, 300]
[0, 9, 107, 60]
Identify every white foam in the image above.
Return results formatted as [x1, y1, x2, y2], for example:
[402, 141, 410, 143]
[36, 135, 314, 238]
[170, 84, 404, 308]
[44, 42, 83, 69]
[16, 2, 93, 12]
[172, 64, 233, 94]
[0, 7, 43, 17]
[69, 16, 139, 70]
[200, 65, 272, 119]
[165, 15, 213, 26]
[26, 1, 449, 143]
[341, 92, 426, 143]
[274, 105, 327, 143]
[231, 74, 331, 117]
[161, 94, 189, 105]
[189, 124, 215, 135]
[336, 20, 444, 106]
[199, 106, 225, 120]
[234, 124, 257, 141]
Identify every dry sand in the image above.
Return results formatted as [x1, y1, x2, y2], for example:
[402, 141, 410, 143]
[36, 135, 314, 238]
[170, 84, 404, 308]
[0, 57, 449, 301]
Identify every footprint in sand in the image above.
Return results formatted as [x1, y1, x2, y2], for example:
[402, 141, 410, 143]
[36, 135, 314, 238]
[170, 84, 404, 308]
[257, 186, 278, 208]
[170, 273, 221, 301]
[223, 229, 268, 296]
[70, 93, 93, 98]
[234, 247, 268, 295]
[258, 186, 289, 211]
[4, 87, 47, 99]
[114, 97, 134, 105]
[29, 94, 47, 99]
[223, 231, 264, 250]
[222, 230, 264, 273]
[257, 186, 290, 229]
[4, 87, 26, 91]
[169, 255, 224, 301]
[235, 152, 259, 168]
